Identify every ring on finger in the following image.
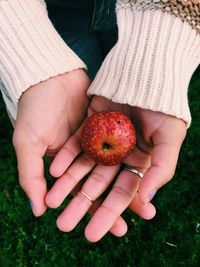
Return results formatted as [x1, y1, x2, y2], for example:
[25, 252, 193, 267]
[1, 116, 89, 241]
[124, 165, 144, 179]
[79, 190, 93, 202]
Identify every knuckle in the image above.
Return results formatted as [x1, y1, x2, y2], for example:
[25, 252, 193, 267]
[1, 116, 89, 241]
[62, 145, 76, 159]
[100, 204, 118, 218]
[78, 154, 94, 167]
[112, 185, 132, 200]
[66, 171, 79, 185]
[90, 171, 108, 186]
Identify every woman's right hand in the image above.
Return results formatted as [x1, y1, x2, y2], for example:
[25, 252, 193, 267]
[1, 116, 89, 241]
[13, 70, 129, 238]
[13, 69, 90, 217]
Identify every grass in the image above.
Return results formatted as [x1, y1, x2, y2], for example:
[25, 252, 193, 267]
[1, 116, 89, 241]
[0, 66, 200, 267]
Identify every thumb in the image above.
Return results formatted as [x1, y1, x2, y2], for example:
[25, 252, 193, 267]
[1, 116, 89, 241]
[138, 142, 178, 205]
[88, 96, 116, 116]
[13, 137, 47, 217]
[138, 119, 186, 205]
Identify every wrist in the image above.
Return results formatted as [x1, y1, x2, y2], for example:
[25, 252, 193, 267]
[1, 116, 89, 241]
[0, 0, 87, 120]
[18, 69, 90, 106]
[88, 9, 200, 128]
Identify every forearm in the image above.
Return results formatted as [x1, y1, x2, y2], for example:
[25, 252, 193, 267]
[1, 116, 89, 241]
[0, 0, 86, 121]
[88, 0, 200, 127]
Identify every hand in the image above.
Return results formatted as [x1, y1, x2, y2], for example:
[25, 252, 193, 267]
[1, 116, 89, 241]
[129, 105, 186, 205]
[13, 69, 90, 217]
[46, 95, 186, 242]
[13, 72, 129, 238]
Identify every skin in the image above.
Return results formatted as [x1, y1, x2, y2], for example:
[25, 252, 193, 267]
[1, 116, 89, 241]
[13, 69, 90, 216]
[13, 69, 134, 237]
[46, 96, 186, 242]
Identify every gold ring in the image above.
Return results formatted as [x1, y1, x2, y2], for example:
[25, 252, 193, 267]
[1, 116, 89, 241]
[80, 190, 93, 202]
[124, 165, 144, 179]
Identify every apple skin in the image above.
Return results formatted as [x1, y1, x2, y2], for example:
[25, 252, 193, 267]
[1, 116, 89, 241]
[81, 111, 136, 166]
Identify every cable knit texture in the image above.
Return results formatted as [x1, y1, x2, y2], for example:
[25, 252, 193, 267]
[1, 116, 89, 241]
[88, 4, 200, 126]
[0, 0, 86, 120]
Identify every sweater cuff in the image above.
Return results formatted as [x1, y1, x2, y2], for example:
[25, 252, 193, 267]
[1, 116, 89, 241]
[0, 0, 86, 110]
[88, 7, 200, 127]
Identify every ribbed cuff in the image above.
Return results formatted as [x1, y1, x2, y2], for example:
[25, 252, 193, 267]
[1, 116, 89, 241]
[0, 0, 86, 108]
[88, 7, 200, 127]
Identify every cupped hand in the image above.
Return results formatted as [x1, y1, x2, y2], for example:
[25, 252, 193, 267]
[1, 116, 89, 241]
[46, 95, 186, 242]
[13, 69, 90, 217]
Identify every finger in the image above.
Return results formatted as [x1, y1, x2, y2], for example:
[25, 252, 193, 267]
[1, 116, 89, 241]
[84, 169, 141, 242]
[137, 143, 179, 205]
[50, 95, 112, 177]
[14, 145, 47, 217]
[81, 164, 120, 201]
[71, 148, 149, 236]
[88, 96, 113, 116]
[54, 165, 120, 232]
[55, 164, 120, 230]
[128, 194, 156, 220]
[46, 153, 96, 208]
[123, 145, 151, 170]
[138, 122, 186, 205]
[70, 181, 128, 237]
[50, 126, 82, 177]
[122, 152, 156, 220]
[87, 198, 128, 237]
[50, 96, 112, 178]
[57, 192, 128, 237]
[56, 191, 92, 232]
[50, 95, 120, 178]
[108, 216, 128, 237]
[50, 97, 107, 177]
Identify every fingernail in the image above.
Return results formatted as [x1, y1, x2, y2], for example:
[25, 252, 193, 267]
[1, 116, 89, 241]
[30, 200, 33, 208]
[148, 189, 157, 202]
[30, 200, 35, 214]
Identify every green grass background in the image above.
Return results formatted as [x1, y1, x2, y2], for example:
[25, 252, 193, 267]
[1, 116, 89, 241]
[0, 66, 199, 267]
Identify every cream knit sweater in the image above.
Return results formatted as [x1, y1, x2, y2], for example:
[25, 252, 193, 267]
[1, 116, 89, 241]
[0, 0, 200, 126]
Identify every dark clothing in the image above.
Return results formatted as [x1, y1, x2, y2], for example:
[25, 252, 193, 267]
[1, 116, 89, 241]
[46, 0, 118, 79]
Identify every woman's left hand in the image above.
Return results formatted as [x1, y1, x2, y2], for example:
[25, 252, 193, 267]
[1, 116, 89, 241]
[46, 96, 186, 242]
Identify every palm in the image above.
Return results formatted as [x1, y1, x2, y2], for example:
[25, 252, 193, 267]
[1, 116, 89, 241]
[13, 70, 90, 216]
[46, 96, 186, 242]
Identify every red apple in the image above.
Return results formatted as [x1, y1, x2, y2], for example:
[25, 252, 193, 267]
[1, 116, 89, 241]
[81, 111, 136, 165]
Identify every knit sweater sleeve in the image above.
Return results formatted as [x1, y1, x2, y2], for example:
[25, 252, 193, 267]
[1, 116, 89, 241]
[88, 0, 200, 127]
[0, 0, 86, 121]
